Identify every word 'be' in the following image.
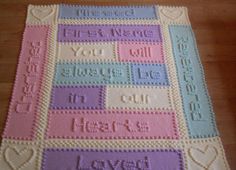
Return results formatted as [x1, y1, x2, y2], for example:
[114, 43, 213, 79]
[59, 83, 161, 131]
[138, 68, 160, 79]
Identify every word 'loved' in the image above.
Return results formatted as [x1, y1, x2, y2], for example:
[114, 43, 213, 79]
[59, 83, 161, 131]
[76, 155, 150, 170]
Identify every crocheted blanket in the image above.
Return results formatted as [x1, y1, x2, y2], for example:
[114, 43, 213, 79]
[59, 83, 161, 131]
[0, 4, 230, 170]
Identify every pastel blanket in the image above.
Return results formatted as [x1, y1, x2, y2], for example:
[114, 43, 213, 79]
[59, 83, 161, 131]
[0, 4, 230, 170]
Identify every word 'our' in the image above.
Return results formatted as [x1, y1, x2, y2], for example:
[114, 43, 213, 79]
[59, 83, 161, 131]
[121, 94, 150, 104]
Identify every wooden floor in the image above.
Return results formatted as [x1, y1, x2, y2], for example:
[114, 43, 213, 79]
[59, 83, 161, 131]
[0, 0, 235, 169]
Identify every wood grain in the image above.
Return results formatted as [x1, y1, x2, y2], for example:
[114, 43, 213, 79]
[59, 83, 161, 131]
[0, 0, 235, 169]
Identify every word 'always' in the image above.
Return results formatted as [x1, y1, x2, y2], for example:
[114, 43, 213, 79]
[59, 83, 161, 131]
[61, 66, 124, 81]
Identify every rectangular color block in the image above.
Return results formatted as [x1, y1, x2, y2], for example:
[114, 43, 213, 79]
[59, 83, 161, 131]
[50, 86, 105, 109]
[58, 24, 162, 42]
[118, 42, 164, 63]
[131, 63, 169, 85]
[59, 5, 158, 19]
[46, 110, 179, 139]
[3, 26, 49, 140]
[54, 62, 131, 85]
[169, 25, 218, 138]
[42, 149, 183, 170]
[58, 43, 117, 61]
[106, 86, 173, 110]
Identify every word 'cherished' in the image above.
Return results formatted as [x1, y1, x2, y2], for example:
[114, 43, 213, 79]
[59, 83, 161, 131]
[15, 41, 43, 114]
[58, 24, 162, 42]
[47, 111, 179, 139]
[42, 149, 183, 170]
[3, 26, 49, 139]
[59, 5, 157, 19]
